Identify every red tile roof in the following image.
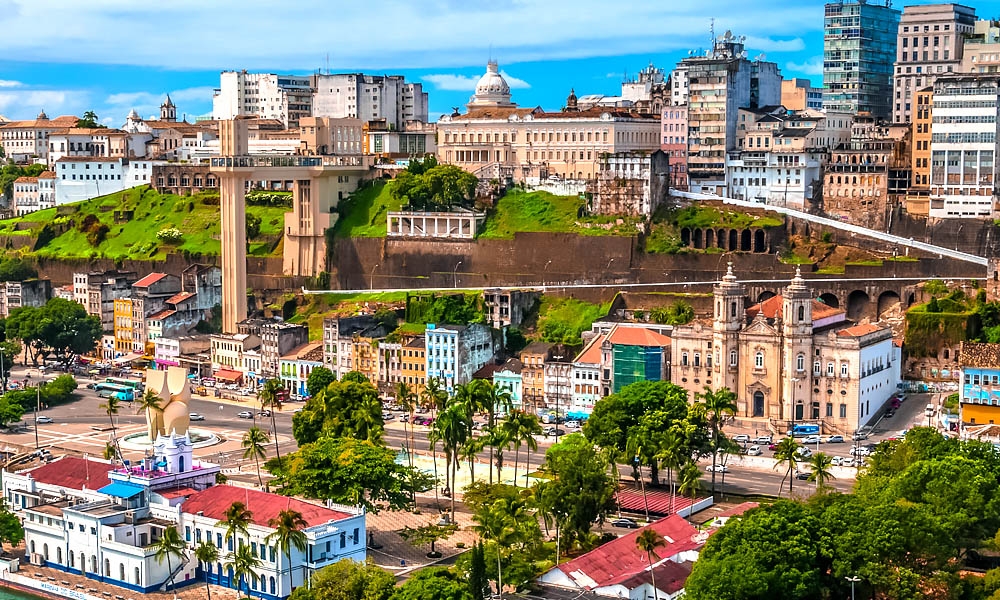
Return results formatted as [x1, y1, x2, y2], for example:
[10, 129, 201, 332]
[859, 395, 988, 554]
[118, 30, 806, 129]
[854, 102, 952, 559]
[551, 515, 702, 590]
[156, 487, 198, 500]
[574, 333, 606, 365]
[836, 323, 883, 338]
[167, 292, 195, 305]
[26, 456, 112, 491]
[746, 296, 843, 321]
[133, 272, 168, 288]
[608, 560, 693, 594]
[148, 309, 176, 321]
[607, 326, 671, 347]
[180, 485, 351, 528]
[712, 501, 759, 519]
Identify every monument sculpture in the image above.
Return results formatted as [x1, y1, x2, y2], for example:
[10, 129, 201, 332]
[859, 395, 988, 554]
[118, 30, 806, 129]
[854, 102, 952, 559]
[143, 366, 191, 439]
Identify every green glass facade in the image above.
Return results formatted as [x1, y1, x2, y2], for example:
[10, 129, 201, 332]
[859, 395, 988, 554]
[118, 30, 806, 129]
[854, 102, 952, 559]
[823, 1, 900, 120]
[612, 344, 664, 393]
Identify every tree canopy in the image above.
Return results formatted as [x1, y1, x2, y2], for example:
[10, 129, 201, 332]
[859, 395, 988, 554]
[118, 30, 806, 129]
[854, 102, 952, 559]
[391, 164, 478, 211]
[539, 433, 616, 549]
[291, 373, 384, 445]
[305, 367, 336, 398]
[6, 299, 102, 365]
[289, 558, 394, 600]
[391, 567, 473, 600]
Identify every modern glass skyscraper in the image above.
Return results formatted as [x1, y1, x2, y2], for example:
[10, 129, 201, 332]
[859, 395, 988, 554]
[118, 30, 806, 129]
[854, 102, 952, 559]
[823, 0, 901, 120]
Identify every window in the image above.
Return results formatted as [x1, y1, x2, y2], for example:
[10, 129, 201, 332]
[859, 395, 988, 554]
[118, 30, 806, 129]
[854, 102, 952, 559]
[841, 362, 849, 378]
[797, 305, 805, 321]
[827, 362, 835, 377]
[755, 351, 764, 369]
[796, 354, 805, 372]
[694, 353, 701, 367]
[729, 350, 737, 367]
[681, 352, 688, 367]
[839, 403, 847, 418]
[826, 403, 833, 417]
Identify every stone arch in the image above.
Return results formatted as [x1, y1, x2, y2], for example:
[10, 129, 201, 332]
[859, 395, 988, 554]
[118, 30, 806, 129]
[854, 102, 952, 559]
[729, 229, 738, 250]
[818, 292, 840, 308]
[877, 290, 901, 319]
[741, 229, 752, 251]
[693, 228, 704, 249]
[705, 228, 715, 248]
[847, 290, 872, 321]
[717, 228, 726, 249]
[753, 229, 766, 253]
[680, 228, 691, 246]
[757, 291, 777, 303]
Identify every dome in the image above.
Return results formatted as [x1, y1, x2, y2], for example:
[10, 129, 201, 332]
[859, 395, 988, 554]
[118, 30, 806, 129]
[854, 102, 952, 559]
[476, 60, 510, 97]
[127, 108, 140, 120]
[36, 110, 48, 121]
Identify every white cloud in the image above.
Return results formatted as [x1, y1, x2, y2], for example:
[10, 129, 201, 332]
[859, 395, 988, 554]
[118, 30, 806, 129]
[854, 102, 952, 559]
[0, 80, 22, 88]
[423, 70, 530, 91]
[745, 36, 805, 53]
[500, 71, 530, 89]
[0, 90, 86, 119]
[786, 56, 824, 77]
[0, 0, 822, 71]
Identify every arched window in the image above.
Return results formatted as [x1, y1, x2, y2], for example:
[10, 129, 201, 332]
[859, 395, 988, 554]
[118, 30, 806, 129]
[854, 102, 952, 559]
[755, 351, 764, 368]
[798, 305, 805, 321]
[56, 547, 62, 564]
[29, 540, 34, 554]
[43, 544, 49, 560]
[729, 350, 738, 366]
[841, 362, 849, 378]
[270, 577, 276, 595]
[119, 563, 125, 581]
[135, 567, 141, 585]
[826, 362, 835, 376]
[796, 354, 805, 372]
[813, 361, 821, 376]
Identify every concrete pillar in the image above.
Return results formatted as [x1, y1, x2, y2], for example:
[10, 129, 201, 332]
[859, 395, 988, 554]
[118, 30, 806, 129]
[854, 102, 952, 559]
[219, 174, 247, 333]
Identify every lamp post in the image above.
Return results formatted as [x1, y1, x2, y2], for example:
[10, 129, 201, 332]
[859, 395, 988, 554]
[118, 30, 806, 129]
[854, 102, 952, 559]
[369, 263, 380, 290]
[543, 260, 552, 288]
[846, 575, 860, 600]
[453, 261, 463, 288]
[34, 385, 40, 450]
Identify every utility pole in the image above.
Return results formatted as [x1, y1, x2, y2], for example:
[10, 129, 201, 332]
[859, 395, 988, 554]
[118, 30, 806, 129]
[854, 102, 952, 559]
[34, 385, 40, 450]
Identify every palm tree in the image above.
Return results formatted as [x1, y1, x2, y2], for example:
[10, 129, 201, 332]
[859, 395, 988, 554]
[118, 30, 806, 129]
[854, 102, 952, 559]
[635, 528, 667, 598]
[487, 423, 513, 484]
[773, 437, 801, 496]
[224, 544, 262, 599]
[459, 434, 486, 484]
[102, 441, 116, 463]
[135, 390, 163, 439]
[99, 393, 121, 448]
[194, 540, 219, 600]
[677, 462, 702, 505]
[152, 526, 186, 598]
[471, 379, 513, 484]
[503, 410, 541, 488]
[696, 386, 737, 497]
[265, 509, 308, 592]
[473, 501, 517, 599]
[241, 426, 270, 487]
[216, 501, 253, 554]
[352, 392, 383, 443]
[258, 378, 285, 468]
[807, 452, 836, 491]
[626, 431, 651, 523]
[432, 401, 471, 522]
[658, 427, 688, 515]
[421, 377, 448, 415]
[395, 381, 417, 468]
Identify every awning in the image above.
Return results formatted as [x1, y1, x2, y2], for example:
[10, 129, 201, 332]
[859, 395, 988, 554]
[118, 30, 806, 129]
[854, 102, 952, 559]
[114, 352, 143, 364]
[88, 369, 101, 374]
[214, 369, 243, 382]
[98, 481, 145, 499]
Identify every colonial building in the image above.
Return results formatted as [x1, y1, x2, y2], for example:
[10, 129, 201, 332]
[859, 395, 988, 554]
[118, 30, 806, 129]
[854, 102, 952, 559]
[588, 150, 669, 217]
[959, 342, 1000, 429]
[906, 86, 935, 217]
[424, 323, 496, 393]
[671, 265, 901, 436]
[0, 112, 79, 163]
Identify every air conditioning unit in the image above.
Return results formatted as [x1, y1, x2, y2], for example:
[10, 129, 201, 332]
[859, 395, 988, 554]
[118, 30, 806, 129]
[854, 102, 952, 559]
[29, 553, 44, 566]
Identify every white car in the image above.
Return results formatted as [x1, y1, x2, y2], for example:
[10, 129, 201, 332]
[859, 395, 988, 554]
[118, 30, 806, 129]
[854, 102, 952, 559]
[841, 457, 856, 467]
[754, 435, 773, 444]
[706, 464, 729, 473]
[188, 413, 205, 421]
[849, 446, 871, 456]
[746, 445, 762, 456]
[802, 435, 822, 445]
[35, 416, 53, 424]
[825, 435, 845, 444]
[732, 434, 751, 444]
[795, 447, 813, 459]
[831, 456, 843, 466]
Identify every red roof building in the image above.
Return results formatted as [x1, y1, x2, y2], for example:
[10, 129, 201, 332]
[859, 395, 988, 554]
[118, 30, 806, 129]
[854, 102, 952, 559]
[133, 272, 169, 288]
[23, 455, 113, 492]
[180, 485, 351, 528]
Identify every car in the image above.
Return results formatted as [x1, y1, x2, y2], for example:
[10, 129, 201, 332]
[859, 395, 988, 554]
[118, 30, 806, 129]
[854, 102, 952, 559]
[399, 414, 410, 422]
[802, 435, 821, 445]
[746, 445, 762, 456]
[852, 432, 869, 441]
[769, 442, 780, 451]
[754, 435, 773, 444]
[611, 517, 640, 529]
[565, 421, 581, 430]
[85, 383, 97, 390]
[925, 403, 936, 415]
[381, 412, 394, 420]
[545, 427, 565, 437]
[258, 410, 272, 418]
[895, 393, 907, 402]
[849, 446, 871, 456]
[706, 464, 729, 473]
[733, 434, 751, 444]
[825, 435, 844, 444]
[188, 413, 205, 421]
[226, 384, 239, 391]
[795, 470, 812, 480]
[237, 411, 254, 419]
[35, 416, 52, 424]
[831, 456, 843, 466]
[795, 447, 813, 458]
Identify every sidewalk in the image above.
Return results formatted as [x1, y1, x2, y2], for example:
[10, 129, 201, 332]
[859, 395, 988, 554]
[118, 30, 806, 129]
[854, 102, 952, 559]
[366, 497, 478, 575]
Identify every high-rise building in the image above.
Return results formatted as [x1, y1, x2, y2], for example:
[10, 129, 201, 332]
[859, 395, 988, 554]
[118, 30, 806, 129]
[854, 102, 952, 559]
[904, 86, 935, 217]
[781, 79, 824, 111]
[212, 71, 313, 127]
[681, 30, 781, 193]
[960, 19, 1000, 74]
[310, 73, 428, 130]
[892, 3, 976, 124]
[823, 0, 901, 121]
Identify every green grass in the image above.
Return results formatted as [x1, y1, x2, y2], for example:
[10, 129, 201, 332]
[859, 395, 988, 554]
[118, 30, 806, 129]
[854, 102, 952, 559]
[333, 180, 404, 238]
[480, 189, 638, 239]
[780, 254, 814, 265]
[287, 291, 412, 341]
[5, 187, 286, 261]
[535, 296, 611, 345]
[845, 260, 884, 267]
[886, 255, 919, 262]
[816, 266, 845, 275]
[673, 205, 784, 229]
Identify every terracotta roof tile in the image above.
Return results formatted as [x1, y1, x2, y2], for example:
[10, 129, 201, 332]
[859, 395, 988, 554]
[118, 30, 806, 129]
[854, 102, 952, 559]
[746, 296, 843, 321]
[960, 342, 1000, 368]
[836, 323, 883, 338]
[180, 485, 351, 528]
[574, 333, 607, 365]
[167, 291, 195, 305]
[608, 560, 692, 594]
[607, 326, 671, 347]
[25, 456, 113, 492]
[133, 272, 168, 288]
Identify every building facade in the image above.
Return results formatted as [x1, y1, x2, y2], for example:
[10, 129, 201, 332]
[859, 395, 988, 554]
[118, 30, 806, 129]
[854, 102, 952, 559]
[781, 79, 824, 111]
[212, 71, 313, 127]
[311, 73, 428, 130]
[424, 323, 495, 393]
[661, 105, 688, 190]
[959, 342, 1000, 427]
[588, 150, 669, 217]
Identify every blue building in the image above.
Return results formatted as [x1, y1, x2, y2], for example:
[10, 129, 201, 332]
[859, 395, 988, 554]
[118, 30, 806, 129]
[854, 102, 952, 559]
[425, 323, 495, 393]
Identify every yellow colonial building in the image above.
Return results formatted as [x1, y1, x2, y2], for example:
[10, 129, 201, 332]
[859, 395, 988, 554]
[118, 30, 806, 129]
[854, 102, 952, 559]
[671, 265, 901, 436]
[113, 298, 134, 355]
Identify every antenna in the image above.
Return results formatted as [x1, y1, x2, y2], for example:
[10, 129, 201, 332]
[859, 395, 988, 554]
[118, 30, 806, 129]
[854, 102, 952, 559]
[710, 17, 716, 46]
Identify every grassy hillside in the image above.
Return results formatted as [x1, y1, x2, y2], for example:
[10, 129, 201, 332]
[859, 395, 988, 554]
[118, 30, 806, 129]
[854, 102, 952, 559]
[0, 187, 285, 260]
[534, 296, 611, 346]
[333, 179, 404, 238]
[480, 189, 640, 239]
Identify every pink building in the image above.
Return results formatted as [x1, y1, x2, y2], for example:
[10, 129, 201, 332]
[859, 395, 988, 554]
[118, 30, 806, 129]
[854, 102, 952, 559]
[661, 106, 688, 191]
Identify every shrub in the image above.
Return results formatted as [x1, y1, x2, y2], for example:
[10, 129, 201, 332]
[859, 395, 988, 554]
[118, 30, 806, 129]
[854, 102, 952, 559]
[87, 224, 110, 246]
[156, 228, 184, 243]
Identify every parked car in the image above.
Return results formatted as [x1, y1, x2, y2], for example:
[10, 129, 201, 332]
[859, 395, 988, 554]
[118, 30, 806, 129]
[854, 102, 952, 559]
[733, 434, 751, 444]
[802, 435, 821, 445]
[825, 435, 844, 444]
[381, 412, 393, 421]
[849, 446, 871, 456]
[831, 456, 843, 466]
[35, 416, 52, 424]
[545, 427, 565, 437]
[85, 383, 97, 390]
[795, 447, 813, 459]
[852, 431, 869, 441]
[258, 410, 272, 418]
[706, 464, 729, 473]
[237, 411, 254, 419]
[398, 414, 410, 422]
[754, 435, 773, 444]
[746, 445, 762, 456]
[795, 470, 812, 480]
[610, 517, 640, 529]
[565, 420, 581, 430]
[768, 442, 780, 451]
[188, 413, 205, 421]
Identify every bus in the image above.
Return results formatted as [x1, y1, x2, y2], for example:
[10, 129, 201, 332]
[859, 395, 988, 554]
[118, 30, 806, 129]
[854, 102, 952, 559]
[105, 378, 144, 391]
[790, 423, 820, 438]
[95, 383, 135, 402]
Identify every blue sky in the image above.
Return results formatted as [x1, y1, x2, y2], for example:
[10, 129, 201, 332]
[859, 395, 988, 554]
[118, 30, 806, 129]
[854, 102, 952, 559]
[0, 0, 967, 125]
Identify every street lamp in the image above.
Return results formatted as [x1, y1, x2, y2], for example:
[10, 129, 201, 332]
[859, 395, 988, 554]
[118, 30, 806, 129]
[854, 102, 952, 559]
[543, 260, 552, 288]
[607, 258, 615, 271]
[369, 263, 380, 290]
[453, 261, 463, 288]
[846, 575, 861, 600]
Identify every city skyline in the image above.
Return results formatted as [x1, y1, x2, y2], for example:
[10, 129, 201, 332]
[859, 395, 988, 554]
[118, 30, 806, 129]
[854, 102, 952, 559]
[0, 0, 918, 125]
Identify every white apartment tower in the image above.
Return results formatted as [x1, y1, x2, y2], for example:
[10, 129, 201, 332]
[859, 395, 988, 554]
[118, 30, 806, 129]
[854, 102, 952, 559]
[310, 73, 428, 130]
[212, 71, 313, 127]
[893, 3, 977, 124]
[928, 74, 1000, 219]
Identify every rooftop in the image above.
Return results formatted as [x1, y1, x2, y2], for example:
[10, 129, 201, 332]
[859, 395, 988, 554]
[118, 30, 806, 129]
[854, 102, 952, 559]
[607, 325, 671, 348]
[181, 485, 353, 529]
[836, 323, 884, 338]
[745, 296, 843, 321]
[133, 272, 169, 288]
[960, 342, 1000, 368]
[574, 333, 608, 365]
[166, 291, 195, 305]
[23, 455, 112, 492]
[281, 342, 324, 362]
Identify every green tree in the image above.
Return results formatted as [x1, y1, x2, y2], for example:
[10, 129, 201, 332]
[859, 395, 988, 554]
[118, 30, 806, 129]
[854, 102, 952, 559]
[135, 390, 163, 440]
[807, 452, 835, 491]
[542, 433, 616, 550]
[697, 386, 737, 496]
[305, 367, 335, 398]
[473, 500, 517, 598]
[503, 410, 541, 488]
[391, 164, 478, 210]
[399, 522, 458, 558]
[0, 501, 24, 554]
[677, 461, 702, 504]
[470, 379, 513, 484]
[636, 528, 667, 595]
[216, 501, 253, 552]
[245, 212, 262, 239]
[265, 509, 308, 589]
[292, 374, 384, 445]
[258, 378, 285, 467]
[395, 381, 417, 470]
[924, 279, 949, 297]
[468, 541, 488, 600]
[0, 258, 36, 283]
[225, 543, 263, 599]
[7, 299, 102, 365]
[290, 559, 395, 600]
[152, 526, 187, 597]
[650, 301, 696, 325]
[773, 437, 801, 495]
[391, 567, 473, 600]
[194, 541, 220, 600]
[267, 437, 430, 513]
[242, 426, 270, 487]
[0, 396, 24, 428]
[99, 394, 122, 462]
[430, 399, 471, 522]
[76, 111, 103, 128]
